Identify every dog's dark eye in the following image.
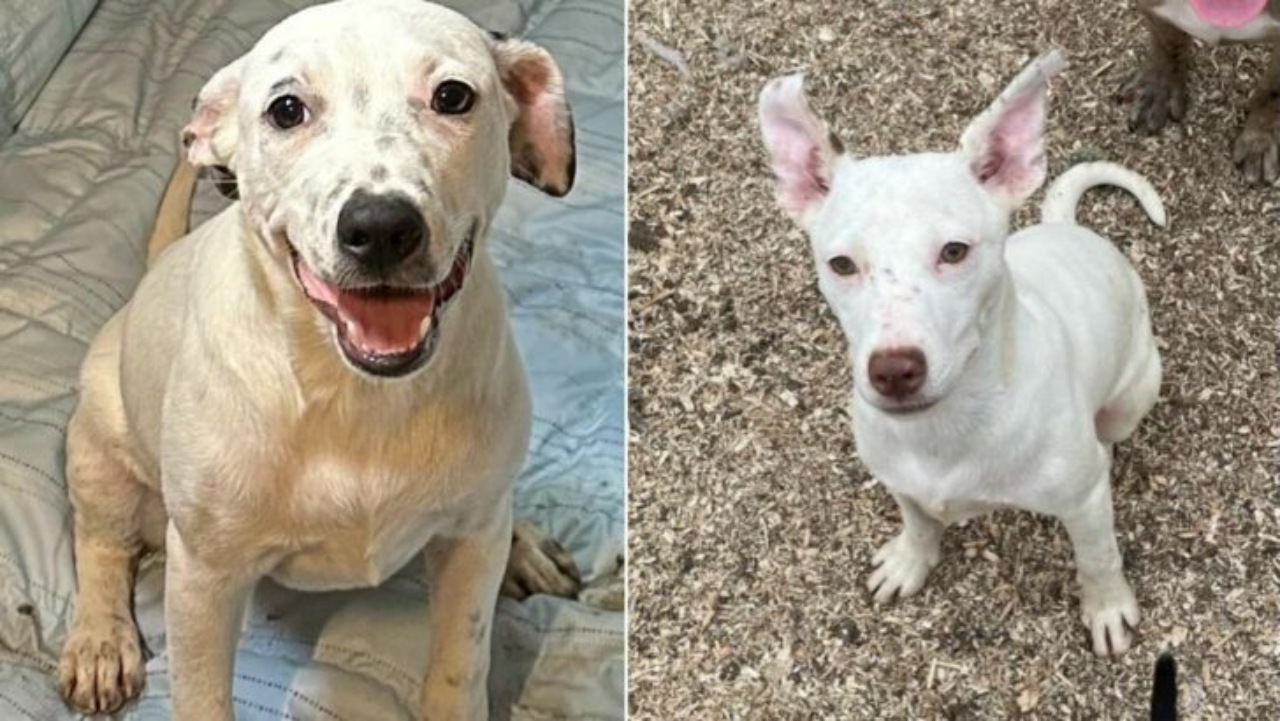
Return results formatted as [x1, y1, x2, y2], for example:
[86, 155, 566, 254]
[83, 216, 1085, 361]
[828, 255, 858, 276]
[267, 95, 308, 130]
[939, 241, 970, 265]
[432, 81, 476, 115]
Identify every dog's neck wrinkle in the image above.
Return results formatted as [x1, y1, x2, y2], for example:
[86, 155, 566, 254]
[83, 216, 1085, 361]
[995, 271, 1020, 386]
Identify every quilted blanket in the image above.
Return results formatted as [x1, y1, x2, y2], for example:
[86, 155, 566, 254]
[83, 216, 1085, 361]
[0, 0, 624, 718]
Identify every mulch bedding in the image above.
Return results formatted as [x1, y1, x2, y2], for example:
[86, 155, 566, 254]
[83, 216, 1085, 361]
[627, 0, 1279, 718]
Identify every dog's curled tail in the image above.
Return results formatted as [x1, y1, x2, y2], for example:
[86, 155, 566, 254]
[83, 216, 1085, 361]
[1041, 161, 1167, 228]
[146, 159, 198, 267]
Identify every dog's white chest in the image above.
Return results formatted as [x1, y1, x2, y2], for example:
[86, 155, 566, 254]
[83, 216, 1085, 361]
[1152, 1, 1280, 43]
[872, 453, 1003, 522]
[264, 459, 464, 591]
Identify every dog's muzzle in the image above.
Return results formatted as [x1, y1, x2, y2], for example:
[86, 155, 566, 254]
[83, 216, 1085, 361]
[289, 226, 474, 378]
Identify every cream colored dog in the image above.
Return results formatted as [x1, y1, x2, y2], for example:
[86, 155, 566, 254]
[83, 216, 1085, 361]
[56, 1, 581, 718]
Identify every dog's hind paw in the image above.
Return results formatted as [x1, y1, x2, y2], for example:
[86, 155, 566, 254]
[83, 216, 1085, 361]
[502, 520, 582, 600]
[579, 552, 625, 612]
[867, 533, 940, 604]
[1082, 583, 1140, 657]
[1233, 121, 1279, 186]
[57, 614, 145, 715]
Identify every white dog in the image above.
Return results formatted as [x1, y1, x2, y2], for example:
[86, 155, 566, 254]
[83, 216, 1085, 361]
[759, 50, 1165, 657]
[56, 1, 581, 718]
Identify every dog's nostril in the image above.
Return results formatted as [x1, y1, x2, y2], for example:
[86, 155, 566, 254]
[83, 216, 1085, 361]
[867, 348, 928, 400]
[336, 189, 427, 269]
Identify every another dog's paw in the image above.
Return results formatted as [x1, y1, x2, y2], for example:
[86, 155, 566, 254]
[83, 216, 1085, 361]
[1122, 66, 1187, 135]
[1233, 119, 1279, 185]
[1081, 582, 1140, 657]
[502, 520, 582, 600]
[867, 534, 940, 604]
[57, 614, 145, 715]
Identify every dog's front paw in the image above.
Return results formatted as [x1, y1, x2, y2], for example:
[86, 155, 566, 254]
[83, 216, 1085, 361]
[1122, 65, 1187, 135]
[57, 614, 145, 715]
[1233, 118, 1280, 185]
[1081, 581, 1140, 657]
[502, 520, 582, 600]
[867, 534, 941, 604]
[420, 680, 486, 721]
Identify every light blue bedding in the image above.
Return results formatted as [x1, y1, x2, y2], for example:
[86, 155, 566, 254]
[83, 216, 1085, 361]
[0, 0, 624, 718]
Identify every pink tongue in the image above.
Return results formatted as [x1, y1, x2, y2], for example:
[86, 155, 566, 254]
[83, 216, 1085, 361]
[1189, 0, 1267, 27]
[297, 262, 434, 355]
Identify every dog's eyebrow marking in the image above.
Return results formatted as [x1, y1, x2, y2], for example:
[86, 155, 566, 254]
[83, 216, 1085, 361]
[371, 165, 388, 182]
[268, 77, 300, 96]
[375, 135, 398, 150]
[268, 48, 287, 63]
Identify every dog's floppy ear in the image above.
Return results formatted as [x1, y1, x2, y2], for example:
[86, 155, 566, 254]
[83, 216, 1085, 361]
[491, 39, 575, 197]
[959, 49, 1066, 209]
[758, 74, 843, 223]
[182, 55, 247, 171]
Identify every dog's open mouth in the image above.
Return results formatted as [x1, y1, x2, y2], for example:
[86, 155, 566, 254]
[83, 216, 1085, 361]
[289, 233, 473, 378]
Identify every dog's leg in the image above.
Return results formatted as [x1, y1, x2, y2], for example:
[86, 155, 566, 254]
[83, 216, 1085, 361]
[1061, 464, 1139, 657]
[867, 493, 944, 603]
[57, 413, 147, 715]
[420, 505, 512, 721]
[165, 523, 256, 721]
[501, 519, 582, 600]
[1234, 42, 1280, 185]
[1124, 11, 1192, 134]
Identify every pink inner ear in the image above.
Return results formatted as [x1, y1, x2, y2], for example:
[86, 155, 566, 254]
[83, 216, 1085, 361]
[970, 92, 1045, 198]
[505, 53, 572, 192]
[764, 117, 830, 216]
[522, 92, 569, 184]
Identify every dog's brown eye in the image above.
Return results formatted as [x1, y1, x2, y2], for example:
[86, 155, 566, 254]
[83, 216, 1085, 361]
[432, 81, 475, 115]
[939, 241, 970, 265]
[828, 256, 858, 276]
[267, 95, 308, 130]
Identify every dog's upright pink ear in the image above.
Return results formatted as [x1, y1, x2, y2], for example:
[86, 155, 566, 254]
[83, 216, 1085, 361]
[492, 39, 575, 197]
[182, 56, 247, 170]
[959, 49, 1067, 209]
[758, 74, 843, 222]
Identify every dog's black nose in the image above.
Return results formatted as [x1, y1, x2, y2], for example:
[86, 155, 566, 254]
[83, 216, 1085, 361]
[868, 348, 927, 399]
[336, 190, 426, 271]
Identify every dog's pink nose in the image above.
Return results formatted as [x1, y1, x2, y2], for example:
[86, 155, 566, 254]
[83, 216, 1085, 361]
[868, 348, 927, 399]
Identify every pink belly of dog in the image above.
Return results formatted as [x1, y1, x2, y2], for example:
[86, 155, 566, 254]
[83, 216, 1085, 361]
[1190, 0, 1266, 27]
[1155, 0, 1280, 41]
